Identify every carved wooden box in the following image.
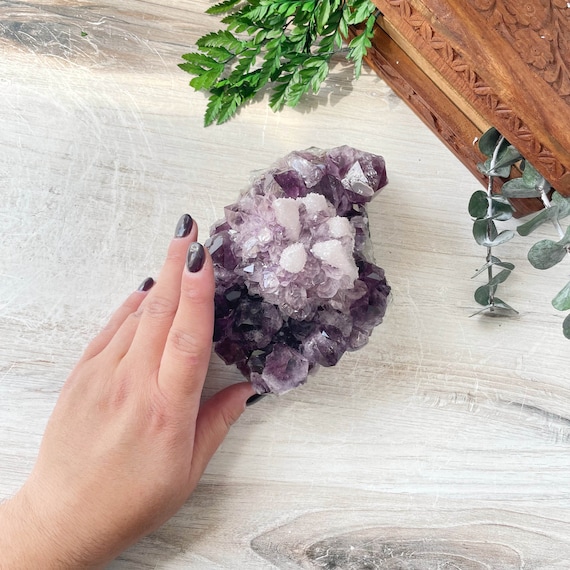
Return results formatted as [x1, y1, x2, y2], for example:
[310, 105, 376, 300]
[360, 0, 570, 214]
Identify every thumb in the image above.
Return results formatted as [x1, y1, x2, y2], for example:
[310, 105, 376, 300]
[187, 382, 256, 490]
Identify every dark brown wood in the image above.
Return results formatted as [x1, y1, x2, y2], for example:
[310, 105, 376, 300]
[353, 21, 544, 216]
[365, 0, 570, 200]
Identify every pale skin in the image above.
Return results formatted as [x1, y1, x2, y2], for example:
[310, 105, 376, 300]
[0, 215, 256, 569]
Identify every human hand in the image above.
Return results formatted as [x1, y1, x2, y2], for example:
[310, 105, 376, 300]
[0, 215, 255, 569]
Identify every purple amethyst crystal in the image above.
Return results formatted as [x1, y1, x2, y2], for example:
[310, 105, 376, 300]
[206, 146, 390, 395]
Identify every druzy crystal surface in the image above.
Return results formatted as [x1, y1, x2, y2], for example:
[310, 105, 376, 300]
[206, 146, 390, 394]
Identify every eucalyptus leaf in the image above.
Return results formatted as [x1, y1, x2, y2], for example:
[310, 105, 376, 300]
[488, 268, 512, 288]
[468, 191, 488, 219]
[471, 259, 515, 279]
[563, 314, 570, 339]
[521, 162, 544, 188]
[528, 239, 567, 269]
[474, 284, 493, 306]
[552, 281, 570, 311]
[470, 299, 518, 316]
[517, 205, 559, 236]
[491, 199, 513, 221]
[501, 177, 541, 198]
[473, 219, 497, 246]
[478, 127, 503, 158]
[487, 229, 515, 247]
[491, 194, 511, 204]
[559, 224, 570, 247]
[478, 158, 512, 179]
[469, 304, 495, 317]
[493, 145, 523, 170]
[479, 145, 522, 177]
[552, 192, 570, 219]
[492, 297, 519, 313]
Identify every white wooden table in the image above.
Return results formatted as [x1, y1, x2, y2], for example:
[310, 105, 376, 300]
[2, 2, 570, 568]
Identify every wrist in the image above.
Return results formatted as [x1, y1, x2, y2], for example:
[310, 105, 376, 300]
[0, 486, 96, 570]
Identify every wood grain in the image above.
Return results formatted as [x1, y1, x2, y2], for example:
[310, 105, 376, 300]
[371, 0, 570, 195]
[2, 2, 570, 569]
[251, 506, 570, 568]
[351, 20, 544, 217]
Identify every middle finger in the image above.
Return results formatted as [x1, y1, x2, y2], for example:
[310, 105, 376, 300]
[126, 214, 197, 370]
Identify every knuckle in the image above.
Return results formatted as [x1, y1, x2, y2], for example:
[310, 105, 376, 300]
[165, 243, 185, 264]
[220, 405, 240, 430]
[168, 327, 205, 363]
[180, 281, 214, 305]
[144, 295, 177, 321]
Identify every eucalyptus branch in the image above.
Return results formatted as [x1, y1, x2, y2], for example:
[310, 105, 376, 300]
[485, 135, 505, 308]
[537, 180, 566, 240]
[470, 129, 517, 317]
[474, 126, 570, 338]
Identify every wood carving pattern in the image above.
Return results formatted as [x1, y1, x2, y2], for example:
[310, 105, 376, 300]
[363, 34, 483, 178]
[361, 26, 545, 215]
[384, 0, 570, 185]
[472, 0, 570, 104]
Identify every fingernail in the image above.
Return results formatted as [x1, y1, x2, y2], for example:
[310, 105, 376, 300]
[186, 242, 206, 273]
[137, 277, 155, 292]
[246, 394, 267, 407]
[175, 214, 194, 238]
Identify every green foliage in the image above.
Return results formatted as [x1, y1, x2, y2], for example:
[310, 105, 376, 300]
[180, 0, 378, 125]
[552, 281, 570, 311]
[516, 205, 559, 236]
[527, 225, 570, 270]
[501, 177, 541, 199]
[528, 239, 567, 270]
[474, 269, 513, 304]
[477, 145, 522, 178]
[471, 257, 515, 278]
[468, 191, 512, 221]
[472, 219, 515, 248]
[468, 191, 488, 219]
[552, 191, 570, 219]
[563, 314, 570, 339]
[501, 162, 547, 199]
[470, 131, 517, 315]
[478, 127, 505, 157]
[471, 127, 570, 335]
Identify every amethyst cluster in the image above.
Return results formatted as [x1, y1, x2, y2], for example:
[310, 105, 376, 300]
[206, 146, 391, 394]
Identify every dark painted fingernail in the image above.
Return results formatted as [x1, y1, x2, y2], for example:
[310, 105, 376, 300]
[175, 214, 194, 238]
[246, 394, 267, 407]
[137, 277, 155, 292]
[186, 242, 206, 273]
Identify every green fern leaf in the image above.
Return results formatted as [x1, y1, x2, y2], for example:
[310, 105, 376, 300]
[217, 93, 242, 124]
[206, 0, 242, 15]
[196, 30, 244, 51]
[187, 0, 376, 124]
[269, 75, 293, 111]
[204, 94, 224, 126]
[347, 13, 374, 78]
[190, 66, 224, 91]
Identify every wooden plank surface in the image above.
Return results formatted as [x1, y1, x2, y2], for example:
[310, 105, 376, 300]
[2, 2, 570, 568]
